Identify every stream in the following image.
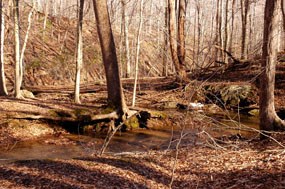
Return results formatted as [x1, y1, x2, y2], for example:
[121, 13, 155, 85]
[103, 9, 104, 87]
[0, 111, 259, 164]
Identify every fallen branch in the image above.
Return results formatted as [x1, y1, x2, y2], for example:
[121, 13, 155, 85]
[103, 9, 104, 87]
[7, 111, 119, 123]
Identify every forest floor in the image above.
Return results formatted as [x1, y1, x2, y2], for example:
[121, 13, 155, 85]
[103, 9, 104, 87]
[0, 68, 285, 188]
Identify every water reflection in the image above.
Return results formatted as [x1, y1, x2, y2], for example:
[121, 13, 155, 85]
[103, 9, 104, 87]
[0, 111, 260, 164]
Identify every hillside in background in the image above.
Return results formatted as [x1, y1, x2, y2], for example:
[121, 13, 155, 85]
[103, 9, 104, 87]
[3, 4, 166, 93]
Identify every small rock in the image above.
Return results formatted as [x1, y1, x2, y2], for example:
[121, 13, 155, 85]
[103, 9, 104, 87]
[248, 109, 259, 116]
[21, 89, 35, 98]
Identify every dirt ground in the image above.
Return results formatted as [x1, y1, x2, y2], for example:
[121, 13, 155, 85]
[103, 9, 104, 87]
[0, 76, 284, 189]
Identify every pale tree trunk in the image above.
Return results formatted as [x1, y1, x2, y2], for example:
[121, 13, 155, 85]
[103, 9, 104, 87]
[19, 0, 35, 89]
[93, 0, 128, 115]
[260, 0, 285, 134]
[13, 0, 22, 98]
[74, 0, 84, 104]
[168, 0, 186, 81]
[132, 0, 144, 107]
[192, 4, 196, 67]
[195, 0, 201, 66]
[214, 0, 222, 63]
[0, 0, 8, 96]
[119, 14, 123, 77]
[43, 0, 50, 31]
[162, 5, 168, 76]
[218, 0, 223, 61]
[177, 0, 186, 65]
[209, 0, 215, 64]
[281, 0, 285, 49]
[277, 0, 284, 51]
[121, 0, 131, 78]
[240, 0, 249, 59]
[148, 0, 153, 34]
[222, 0, 229, 63]
[247, 2, 255, 55]
[229, 0, 236, 54]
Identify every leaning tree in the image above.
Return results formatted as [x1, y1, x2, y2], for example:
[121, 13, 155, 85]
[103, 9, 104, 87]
[92, 0, 128, 118]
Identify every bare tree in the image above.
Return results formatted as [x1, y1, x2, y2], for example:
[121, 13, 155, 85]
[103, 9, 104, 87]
[74, 0, 84, 104]
[229, 0, 236, 54]
[240, 0, 249, 59]
[93, 0, 128, 116]
[0, 0, 8, 96]
[281, 0, 285, 49]
[177, 0, 186, 65]
[162, 4, 169, 76]
[43, 0, 50, 31]
[222, 0, 229, 62]
[19, 0, 35, 89]
[13, 0, 22, 98]
[168, 0, 187, 81]
[214, 0, 222, 62]
[121, 0, 131, 78]
[259, 0, 285, 134]
[132, 0, 144, 107]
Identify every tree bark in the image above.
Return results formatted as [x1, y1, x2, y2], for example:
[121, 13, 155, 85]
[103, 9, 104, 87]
[162, 5, 169, 76]
[240, 0, 249, 59]
[132, 0, 144, 107]
[121, 0, 131, 78]
[260, 0, 285, 133]
[93, 0, 128, 115]
[74, 0, 84, 104]
[43, 0, 50, 31]
[214, 0, 222, 63]
[222, 0, 229, 63]
[13, 0, 22, 98]
[0, 0, 8, 96]
[168, 0, 186, 81]
[19, 0, 35, 89]
[177, 0, 186, 65]
[281, 1, 285, 50]
[229, 0, 236, 55]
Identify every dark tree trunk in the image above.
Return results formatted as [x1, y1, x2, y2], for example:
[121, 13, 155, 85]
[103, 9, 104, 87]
[168, 0, 187, 81]
[259, 0, 285, 134]
[177, 0, 186, 65]
[92, 0, 128, 115]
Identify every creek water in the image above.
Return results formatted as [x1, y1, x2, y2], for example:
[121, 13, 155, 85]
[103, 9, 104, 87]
[0, 111, 259, 164]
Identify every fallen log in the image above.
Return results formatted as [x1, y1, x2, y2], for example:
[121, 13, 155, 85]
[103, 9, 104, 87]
[7, 111, 119, 123]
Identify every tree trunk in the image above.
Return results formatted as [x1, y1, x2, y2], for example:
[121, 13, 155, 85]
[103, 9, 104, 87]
[222, 0, 229, 63]
[121, 0, 131, 78]
[229, 0, 236, 55]
[19, 0, 35, 89]
[168, 0, 186, 81]
[240, 0, 249, 59]
[0, 0, 8, 96]
[74, 0, 84, 104]
[214, 0, 222, 63]
[260, 0, 285, 134]
[13, 0, 22, 98]
[177, 0, 186, 65]
[92, 0, 128, 115]
[43, 0, 50, 31]
[132, 0, 144, 107]
[162, 5, 168, 76]
[280, 0, 285, 50]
